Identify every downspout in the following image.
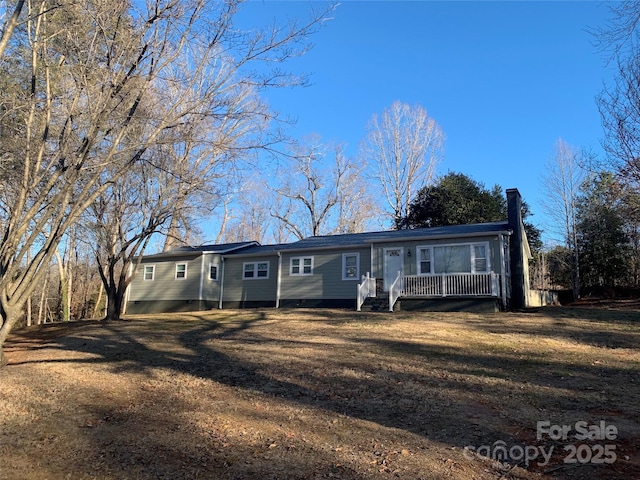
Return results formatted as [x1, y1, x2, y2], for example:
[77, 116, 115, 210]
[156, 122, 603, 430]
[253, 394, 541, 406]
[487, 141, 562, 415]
[276, 252, 282, 308]
[218, 257, 225, 309]
[198, 254, 205, 308]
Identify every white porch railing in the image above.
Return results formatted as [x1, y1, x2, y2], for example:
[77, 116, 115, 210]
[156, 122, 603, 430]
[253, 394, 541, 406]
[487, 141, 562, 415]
[389, 270, 403, 312]
[356, 272, 376, 311]
[389, 273, 501, 311]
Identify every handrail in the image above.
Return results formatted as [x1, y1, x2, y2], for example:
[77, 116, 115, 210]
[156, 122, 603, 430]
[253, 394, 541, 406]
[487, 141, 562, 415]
[356, 272, 376, 311]
[401, 273, 501, 297]
[388, 270, 403, 312]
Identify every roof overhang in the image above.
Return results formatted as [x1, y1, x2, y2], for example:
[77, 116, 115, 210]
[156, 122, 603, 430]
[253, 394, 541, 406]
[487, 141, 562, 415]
[136, 241, 260, 260]
[278, 229, 514, 254]
[368, 229, 514, 244]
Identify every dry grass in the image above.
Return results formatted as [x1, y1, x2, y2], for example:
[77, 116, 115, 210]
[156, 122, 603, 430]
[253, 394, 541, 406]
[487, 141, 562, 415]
[1, 306, 639, 479]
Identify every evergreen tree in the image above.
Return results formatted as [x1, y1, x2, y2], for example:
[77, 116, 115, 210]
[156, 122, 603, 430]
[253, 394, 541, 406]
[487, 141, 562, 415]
[405, 172, 505, 228]
[576, 172, 629, 290]
[545, 246, 573, 289]
[405, 172, 543, 255]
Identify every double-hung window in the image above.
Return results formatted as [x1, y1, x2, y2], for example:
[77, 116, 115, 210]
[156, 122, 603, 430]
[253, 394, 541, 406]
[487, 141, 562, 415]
[175, 263, 187, 279]
[209, 264, 218, 281]
[244, 261, 269, 279]
[342, 253, 359, 280]
[143, 265, 155, 281]
[290, 256, 313, 275]
[417, 247, 432, 274]
[473, 245, 487, 273]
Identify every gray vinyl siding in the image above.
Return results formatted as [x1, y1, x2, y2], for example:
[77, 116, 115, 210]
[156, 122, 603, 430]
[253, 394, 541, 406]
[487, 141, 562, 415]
[127, 233, 506, 312]
[200, 253, 222, 302]
[129, 254, 203, 302]
[371, 236, 502, 278]
[280, 248, 371, 300]
[222, 256, 279, 303]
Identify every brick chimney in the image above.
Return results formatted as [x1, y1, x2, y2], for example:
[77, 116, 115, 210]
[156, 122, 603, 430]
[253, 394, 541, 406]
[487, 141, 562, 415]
[506, 188, 526, 310]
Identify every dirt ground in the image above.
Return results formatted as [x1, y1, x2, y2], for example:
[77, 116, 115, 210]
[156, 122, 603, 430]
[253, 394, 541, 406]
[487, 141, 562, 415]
[1, 306, 639, 480]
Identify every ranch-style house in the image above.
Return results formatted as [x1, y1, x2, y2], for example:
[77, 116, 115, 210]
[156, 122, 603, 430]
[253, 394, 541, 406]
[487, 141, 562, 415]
[126, 189, 544, 314]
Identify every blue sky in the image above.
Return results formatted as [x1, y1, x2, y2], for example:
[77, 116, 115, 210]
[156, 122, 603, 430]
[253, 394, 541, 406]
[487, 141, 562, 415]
[231, 0, 616, 241]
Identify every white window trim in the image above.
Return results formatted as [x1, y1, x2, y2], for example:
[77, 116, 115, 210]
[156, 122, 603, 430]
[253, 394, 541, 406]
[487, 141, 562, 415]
[342, 252, 360, 281]
[472, 243, 489, 274]
[290, 256, 314, 276]
[143, 264, 155, 281]
[243, 261, 270, 280]
[416, 242, 491, 275]
[209, 263, 219, 281]
[175, 263, 187, 279]
[416, 246, 434, 275]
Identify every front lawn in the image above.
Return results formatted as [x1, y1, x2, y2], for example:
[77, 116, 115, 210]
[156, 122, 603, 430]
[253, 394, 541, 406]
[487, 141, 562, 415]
[1, 307, 638, 479]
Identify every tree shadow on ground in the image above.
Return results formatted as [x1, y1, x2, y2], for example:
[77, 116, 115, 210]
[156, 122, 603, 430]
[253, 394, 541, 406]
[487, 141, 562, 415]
[4, 309, 639, 479]
[463, 306, 640, 350]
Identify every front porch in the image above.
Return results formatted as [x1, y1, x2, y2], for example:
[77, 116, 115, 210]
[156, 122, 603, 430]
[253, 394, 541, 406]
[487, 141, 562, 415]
[357, 272, 506, 312]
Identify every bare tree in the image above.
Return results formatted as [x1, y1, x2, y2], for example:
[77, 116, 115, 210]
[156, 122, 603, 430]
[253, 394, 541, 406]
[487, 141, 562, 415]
[92, 7, 334, 320]
[540, 138, 587, 300]
[221, 181, 275, 244]
[361, 101, 445, 229]
[0, 0, 334, 364]
[0, 0, 25, 58]
[332, 145, 379, 234]
[590, 1, 640, 63]
[271, 138, 371, 240]
[593, 2, 640, 188]
[53, 231, 74, 322]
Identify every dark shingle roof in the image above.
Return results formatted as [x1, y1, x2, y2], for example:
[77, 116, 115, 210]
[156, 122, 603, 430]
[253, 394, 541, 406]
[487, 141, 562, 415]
[278, 222, 512, 252]
[223, 243, 289, 257]
[171, 242, 259, 254]
[140, 241, 258, 259]
[141, 222, 513, 260]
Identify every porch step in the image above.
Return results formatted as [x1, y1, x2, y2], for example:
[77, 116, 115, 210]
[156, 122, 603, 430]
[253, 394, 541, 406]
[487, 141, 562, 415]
[359, 296, 390, 312]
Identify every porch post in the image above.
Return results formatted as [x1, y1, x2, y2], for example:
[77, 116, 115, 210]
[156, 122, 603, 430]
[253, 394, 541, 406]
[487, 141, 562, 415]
[370, 243, 374, 287]
[499, 233, 507, 308]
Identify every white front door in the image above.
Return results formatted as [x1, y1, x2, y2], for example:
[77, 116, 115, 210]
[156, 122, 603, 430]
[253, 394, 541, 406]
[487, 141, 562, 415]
[383, 247, 403, 291]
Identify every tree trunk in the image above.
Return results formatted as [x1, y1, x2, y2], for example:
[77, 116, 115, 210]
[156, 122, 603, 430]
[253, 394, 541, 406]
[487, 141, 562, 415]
[38, 275, 48, 325]
[93, 282, 104, 319]
[0, 302, 21, 369]
[104, 286, 124, 321]
[26, 251, 32, 327]
[55, 249, 71, 321]
[26, 296, 32, 327]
